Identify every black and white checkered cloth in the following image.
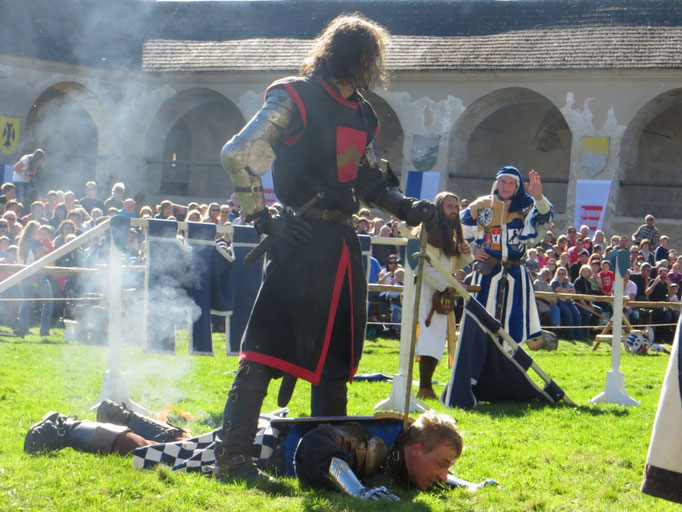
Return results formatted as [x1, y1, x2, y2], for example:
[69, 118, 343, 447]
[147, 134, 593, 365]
[132, 412, 284, 474]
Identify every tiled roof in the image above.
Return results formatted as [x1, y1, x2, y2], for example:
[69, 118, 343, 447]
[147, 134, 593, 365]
[3, 0, 682, 71]
[143, 26, 682, 72]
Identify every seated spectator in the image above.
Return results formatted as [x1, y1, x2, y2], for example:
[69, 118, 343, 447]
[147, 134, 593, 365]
[186, 210, 202, 222]
[538, 231, 554, 252]
[526, 248, 540, 277]
[558, 251, 571, 273]
[566, 226, 578, 247]
[44, 190, 59, 219]
[139, 206, 153, 219]
[356, 217, 371, 235]
[592, 244, 604, 259]
[49, 203, 68, 230]
[79, 181, 104, 214]
[5, 199, 23, 217]
[19, 201, 46, 227]
[616, 235, 630, 252]
[579, 225, 590, 239]
[546, 258, 557, 276]
[372, 225, 395, 267]
[2, 211, 20, 242]
[623, 270, 640, 323]
[63, 191, 77, 213]
[0, 182, 17, 209]
[582, 236, 593, 255]
[639, 239, 655, 265]
[570, 249, 589, 282]
[654, 235, 669, 264]
[0, 235, 9, 258]
[38, 225, 54, 254]
[553, 235, 569, 257]
[0, 218, 10, 242]
[154, 200, 174, 220]
[567, 237, 585, 264]
[597, 259, 615, 315]
[366, 255, 384, 335]
[84, 208, 103, 230]
[573, 264, 603, 331]
[534, 267, 559, 331]
[669, 262, 682, 288]
[609, 235, 620, 248]
[203, 203, 221, 224]
[118, 198, 137, 218]
[671, 283, 681, 302]
[371, 217, 385, 236]
[592, 229, 606, 252]
[550, 267, 585, 341]
[67, 210, 85, 234]
[16, 220, 53, 338]
[53, 220, 77, 249]
[219, 204, 231, 225]
[104, 183, 125, 212]
[645, 266, 675, 342]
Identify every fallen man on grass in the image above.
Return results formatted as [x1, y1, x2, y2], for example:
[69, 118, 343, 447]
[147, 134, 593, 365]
[25, 402, 496, 501]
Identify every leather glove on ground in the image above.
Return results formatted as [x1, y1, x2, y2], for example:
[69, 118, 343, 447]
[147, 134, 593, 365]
[259, 210, 312, 249]
[401, 199, 438, 230]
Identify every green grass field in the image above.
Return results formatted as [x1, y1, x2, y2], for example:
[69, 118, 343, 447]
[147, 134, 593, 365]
[0, 327, 677, 511]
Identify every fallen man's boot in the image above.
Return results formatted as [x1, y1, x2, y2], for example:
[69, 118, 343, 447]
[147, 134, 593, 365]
[25, 412, 128, 454]
[96, 400, 188, 443]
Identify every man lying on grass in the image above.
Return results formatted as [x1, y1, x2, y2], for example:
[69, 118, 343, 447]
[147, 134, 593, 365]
[25, 402, 469, 501]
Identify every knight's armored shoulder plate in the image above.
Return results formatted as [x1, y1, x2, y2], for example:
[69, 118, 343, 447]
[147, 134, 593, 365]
[220, 88, 301, 218]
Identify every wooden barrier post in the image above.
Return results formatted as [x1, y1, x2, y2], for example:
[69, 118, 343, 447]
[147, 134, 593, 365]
[374, 234, 428, 414]
[91, 227, 147, 412]
[591, 249, 639, 407]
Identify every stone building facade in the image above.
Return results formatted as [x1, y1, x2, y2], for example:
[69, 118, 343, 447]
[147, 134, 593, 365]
[1, 0, 681, 239]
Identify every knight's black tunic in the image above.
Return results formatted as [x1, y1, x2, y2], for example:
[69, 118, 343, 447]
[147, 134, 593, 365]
[239, 76, 379, 385]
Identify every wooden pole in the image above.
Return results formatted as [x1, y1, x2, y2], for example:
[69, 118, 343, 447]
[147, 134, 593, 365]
[403, 227, 429, 431]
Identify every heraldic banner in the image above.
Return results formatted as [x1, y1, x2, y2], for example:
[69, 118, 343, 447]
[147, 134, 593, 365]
[573, 179, 611, 233]
[0, 115, 21, 156]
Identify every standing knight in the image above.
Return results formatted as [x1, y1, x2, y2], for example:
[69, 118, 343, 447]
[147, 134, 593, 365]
[217, 14, 437, 482]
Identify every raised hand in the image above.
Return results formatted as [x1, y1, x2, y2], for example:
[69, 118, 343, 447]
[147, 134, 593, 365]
[527, 170, 544, 200]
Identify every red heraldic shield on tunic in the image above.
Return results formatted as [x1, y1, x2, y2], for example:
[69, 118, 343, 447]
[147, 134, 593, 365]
[336, 127, 367, 183]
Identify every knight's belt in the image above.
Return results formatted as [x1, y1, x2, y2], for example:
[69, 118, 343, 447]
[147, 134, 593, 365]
[487, 256, 526, 268]
[303, 207, 353, 226]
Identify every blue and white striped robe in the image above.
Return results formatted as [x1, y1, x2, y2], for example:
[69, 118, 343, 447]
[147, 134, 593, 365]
[460, 193, 553, 344]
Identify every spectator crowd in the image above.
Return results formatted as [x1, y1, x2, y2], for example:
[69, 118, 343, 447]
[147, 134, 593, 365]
[1, 163, 680, 343]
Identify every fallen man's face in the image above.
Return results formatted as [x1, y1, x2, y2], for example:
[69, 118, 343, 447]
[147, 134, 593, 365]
[405, 441, 460, 490]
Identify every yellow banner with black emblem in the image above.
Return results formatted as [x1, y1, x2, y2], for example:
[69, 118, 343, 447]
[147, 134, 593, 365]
[0, 116, 21, 155]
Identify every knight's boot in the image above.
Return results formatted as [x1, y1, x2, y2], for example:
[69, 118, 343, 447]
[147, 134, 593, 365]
[25, 411, 128, 454]
[96, 400, 188, 443]
[215, 362, 273, 484]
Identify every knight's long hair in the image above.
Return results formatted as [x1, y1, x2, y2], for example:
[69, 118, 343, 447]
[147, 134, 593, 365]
[300, 13, 389, 90]
[426, 191, 464, 257]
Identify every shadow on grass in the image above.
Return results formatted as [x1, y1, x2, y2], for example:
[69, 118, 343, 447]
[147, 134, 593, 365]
[300, 486, 432, 511]
[0, 335, 65, 345]
[469, 400, 630, 418]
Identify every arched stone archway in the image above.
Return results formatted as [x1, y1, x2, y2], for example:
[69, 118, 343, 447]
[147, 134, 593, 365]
[447, 88, 572, 212]
[23, 82, 107, 195]
[145, 88, 245, 200]
[619, 88, 682, 219]
[363, 90, 404, 172]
